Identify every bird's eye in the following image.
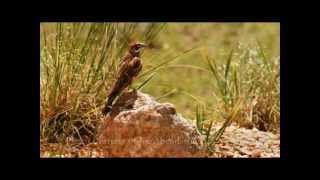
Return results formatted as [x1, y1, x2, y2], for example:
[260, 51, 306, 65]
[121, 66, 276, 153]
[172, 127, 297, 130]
[135, 46, 140, 50]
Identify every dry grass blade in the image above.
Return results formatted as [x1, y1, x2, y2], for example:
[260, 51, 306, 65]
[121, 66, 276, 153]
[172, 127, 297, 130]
[155, 88, 178, 101]
[180, 90, 205, 106]
[144, 23, 166, 43]
[166, 64, 210, 73]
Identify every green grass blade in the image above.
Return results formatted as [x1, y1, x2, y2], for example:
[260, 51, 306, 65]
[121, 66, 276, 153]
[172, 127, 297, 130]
[224, 49, 233, 95]
[206, 56, 225, 97]
[256, 39, 271, 72]
[138, 46, 198, 78]
[205, 119, 214, 142]
[136, 72, 156, 90]
[224, 49, 233, 80]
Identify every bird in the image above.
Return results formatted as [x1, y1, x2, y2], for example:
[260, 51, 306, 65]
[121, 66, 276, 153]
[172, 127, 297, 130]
[102, 42, 147, 115]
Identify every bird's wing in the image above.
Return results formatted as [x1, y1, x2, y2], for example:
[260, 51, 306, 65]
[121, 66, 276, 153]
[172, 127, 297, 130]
[117, 58, 132, 79]
[107, 57, 142, 97]
[107, 59, 132, 97]
[118, 53, 132, 66]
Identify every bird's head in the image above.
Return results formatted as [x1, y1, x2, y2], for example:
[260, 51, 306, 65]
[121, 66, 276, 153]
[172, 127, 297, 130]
[129, 42, 147, 57]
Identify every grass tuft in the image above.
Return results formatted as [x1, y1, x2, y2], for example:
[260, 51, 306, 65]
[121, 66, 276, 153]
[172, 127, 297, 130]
[40, 23, 166, 143]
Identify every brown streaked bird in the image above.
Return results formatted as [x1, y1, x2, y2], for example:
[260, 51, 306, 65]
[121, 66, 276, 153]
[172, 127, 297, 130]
[102, 42, 147, 115]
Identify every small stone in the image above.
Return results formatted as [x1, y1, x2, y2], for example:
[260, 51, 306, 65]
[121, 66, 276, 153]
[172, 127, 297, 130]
[250, 149, 262, 158]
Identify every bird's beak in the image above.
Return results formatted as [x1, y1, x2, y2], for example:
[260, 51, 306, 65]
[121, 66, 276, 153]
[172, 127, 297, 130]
[140, 43, 148, 48]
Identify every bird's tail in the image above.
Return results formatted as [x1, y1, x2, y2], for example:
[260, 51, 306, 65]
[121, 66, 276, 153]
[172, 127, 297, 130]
[102, 93, 117, 115]
[102, 74, 129, 115]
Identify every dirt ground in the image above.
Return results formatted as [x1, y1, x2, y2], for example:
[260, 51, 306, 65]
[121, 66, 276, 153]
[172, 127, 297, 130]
[40, 123, 279, 158]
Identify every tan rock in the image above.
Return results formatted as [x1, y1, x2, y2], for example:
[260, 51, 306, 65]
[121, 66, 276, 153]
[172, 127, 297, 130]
[97, 90, 204, 157]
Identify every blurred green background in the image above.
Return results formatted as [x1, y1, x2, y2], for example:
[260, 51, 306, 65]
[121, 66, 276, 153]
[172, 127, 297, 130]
[140, 23, 279, 118]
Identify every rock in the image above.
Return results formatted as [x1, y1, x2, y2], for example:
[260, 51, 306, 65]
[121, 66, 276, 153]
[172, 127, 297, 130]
[250, 149, 262, 158]
[97, 90, 204, 157]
